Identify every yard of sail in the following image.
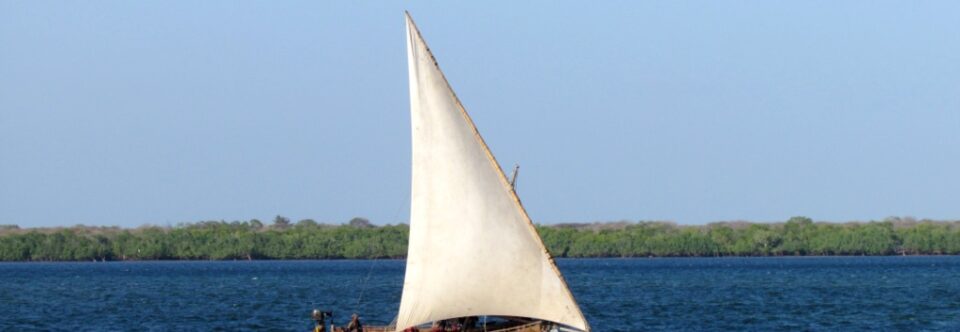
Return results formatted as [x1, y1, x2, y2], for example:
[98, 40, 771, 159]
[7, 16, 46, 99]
[396, 13, 590, 332]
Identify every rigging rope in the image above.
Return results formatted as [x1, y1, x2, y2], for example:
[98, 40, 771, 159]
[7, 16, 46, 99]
[355, 256, 378, 306]
[355, 189, 409, 308]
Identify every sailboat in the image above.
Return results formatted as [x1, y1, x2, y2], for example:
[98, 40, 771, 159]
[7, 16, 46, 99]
[345, 13, 591, 332]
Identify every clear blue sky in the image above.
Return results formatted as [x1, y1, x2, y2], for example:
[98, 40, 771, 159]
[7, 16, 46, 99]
[2, 1, 958, 228]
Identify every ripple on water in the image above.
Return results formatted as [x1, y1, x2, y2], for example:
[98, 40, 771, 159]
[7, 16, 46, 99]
[1, 257, 960, 331]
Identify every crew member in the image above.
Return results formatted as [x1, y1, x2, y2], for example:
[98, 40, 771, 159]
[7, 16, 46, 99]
[312, 309, 330, 332]
[345, 313, 363, 332]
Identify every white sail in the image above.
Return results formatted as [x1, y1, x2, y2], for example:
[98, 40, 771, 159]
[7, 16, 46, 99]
[396, 13, 590, 332]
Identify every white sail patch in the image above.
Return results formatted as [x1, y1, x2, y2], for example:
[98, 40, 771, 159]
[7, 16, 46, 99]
[395, 13, 590, 332]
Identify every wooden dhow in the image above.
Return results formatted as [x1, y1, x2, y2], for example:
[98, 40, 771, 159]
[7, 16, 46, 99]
[319, 12, 591, 332]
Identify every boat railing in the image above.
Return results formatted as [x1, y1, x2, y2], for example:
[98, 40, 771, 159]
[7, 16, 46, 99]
[489, 321, 545, 332]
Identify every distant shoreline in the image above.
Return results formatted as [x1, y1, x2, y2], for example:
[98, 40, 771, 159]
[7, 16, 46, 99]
[1, 254, 958, 264]
[2, 216, 958, 262]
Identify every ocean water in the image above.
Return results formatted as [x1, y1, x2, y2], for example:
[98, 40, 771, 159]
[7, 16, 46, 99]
[1, 257, 959, 331]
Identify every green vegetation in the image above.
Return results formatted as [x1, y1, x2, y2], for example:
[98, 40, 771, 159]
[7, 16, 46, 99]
[540, 217, 960, 257]
[1, 216, 959, 261]
[0, 217, 406, 261]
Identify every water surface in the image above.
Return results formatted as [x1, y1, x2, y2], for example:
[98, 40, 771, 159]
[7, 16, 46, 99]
[2, 257, 959, 331]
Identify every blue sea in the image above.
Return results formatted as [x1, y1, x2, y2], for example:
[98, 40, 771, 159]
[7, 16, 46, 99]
[1, 257, 959, 331]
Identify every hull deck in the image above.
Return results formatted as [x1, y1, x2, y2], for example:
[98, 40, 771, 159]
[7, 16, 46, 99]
[336, 320, 547, 332]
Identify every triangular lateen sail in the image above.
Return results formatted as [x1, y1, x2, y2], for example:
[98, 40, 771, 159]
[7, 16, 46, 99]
[396, 13, 590, 332]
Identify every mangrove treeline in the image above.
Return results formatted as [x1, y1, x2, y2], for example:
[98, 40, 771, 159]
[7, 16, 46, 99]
[1, 216, 959, 261]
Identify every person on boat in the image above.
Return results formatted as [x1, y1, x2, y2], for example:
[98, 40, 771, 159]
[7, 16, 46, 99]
[312, 309, 331, 332]
[345, 313, 363, 332]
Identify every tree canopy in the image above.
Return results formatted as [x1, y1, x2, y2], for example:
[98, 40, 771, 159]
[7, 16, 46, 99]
[1, 216, 958, 261]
